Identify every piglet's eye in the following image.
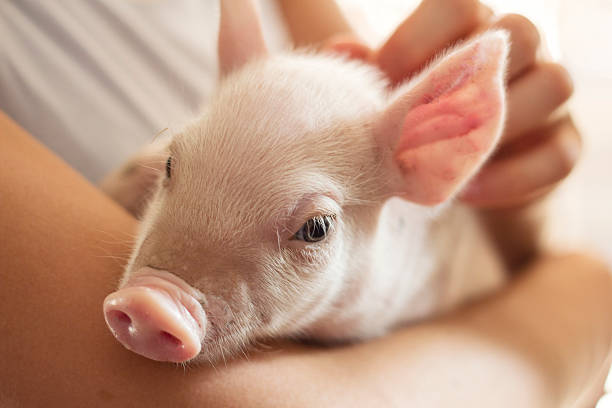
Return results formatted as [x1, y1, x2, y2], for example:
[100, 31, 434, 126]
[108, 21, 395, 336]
[165, 156, 172, 178]
[294, 215, 335, 243]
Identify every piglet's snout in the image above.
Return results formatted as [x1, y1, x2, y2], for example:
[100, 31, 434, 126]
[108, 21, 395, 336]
[103, 269, 207, 363]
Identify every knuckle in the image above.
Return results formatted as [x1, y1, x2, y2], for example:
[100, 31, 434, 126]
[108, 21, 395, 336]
[439, 0, 481, 27]
[556, 152, 576, 180]
[540, 62, 575, 104]
[553, 128, 582, 179]
[458, 0, 482, 24]
[498, 14, 541, 55]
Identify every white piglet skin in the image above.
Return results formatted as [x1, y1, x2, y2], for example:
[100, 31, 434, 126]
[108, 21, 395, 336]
[102, 0, 509, 364]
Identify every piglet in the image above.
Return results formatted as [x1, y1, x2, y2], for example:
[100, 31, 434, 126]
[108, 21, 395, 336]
[102, 0, 509, 364]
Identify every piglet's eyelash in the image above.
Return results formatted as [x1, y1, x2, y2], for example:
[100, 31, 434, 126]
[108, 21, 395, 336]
[165, 156, 172, 178]
[292, 214, 336, 243]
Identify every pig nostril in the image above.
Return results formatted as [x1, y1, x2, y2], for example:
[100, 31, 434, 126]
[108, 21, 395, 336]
[160, 331, 183, 348]
[107, 310, 132, 328]
[115, 311, 132, 325]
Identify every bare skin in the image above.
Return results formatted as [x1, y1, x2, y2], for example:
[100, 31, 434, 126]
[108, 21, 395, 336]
[1, 108, 611, 407]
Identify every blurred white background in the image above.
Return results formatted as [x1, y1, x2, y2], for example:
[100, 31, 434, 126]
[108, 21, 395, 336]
[336, 0, 612, 266]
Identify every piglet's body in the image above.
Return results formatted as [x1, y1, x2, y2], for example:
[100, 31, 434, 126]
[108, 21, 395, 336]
[103, 0, 509, 364]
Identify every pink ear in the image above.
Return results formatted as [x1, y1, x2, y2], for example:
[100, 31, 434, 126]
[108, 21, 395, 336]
[218, 0, 268, 76]
[376, 31, 509, 206]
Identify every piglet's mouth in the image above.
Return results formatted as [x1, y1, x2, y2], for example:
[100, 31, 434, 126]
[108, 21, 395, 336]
[103, 268, 207, 363]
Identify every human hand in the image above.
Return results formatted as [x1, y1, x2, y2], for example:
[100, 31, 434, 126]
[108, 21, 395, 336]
[327, 0, 577, 207]
[323, 0, 578, 266]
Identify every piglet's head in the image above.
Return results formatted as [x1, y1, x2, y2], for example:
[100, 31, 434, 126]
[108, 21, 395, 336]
[103, 0, 508, 364]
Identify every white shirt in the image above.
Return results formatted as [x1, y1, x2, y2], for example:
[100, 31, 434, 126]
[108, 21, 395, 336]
[0, 0, 287, 181]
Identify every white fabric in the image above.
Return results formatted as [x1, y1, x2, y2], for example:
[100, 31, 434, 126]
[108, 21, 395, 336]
[0, 0, 289, 182]
[0, 0, 215, 181]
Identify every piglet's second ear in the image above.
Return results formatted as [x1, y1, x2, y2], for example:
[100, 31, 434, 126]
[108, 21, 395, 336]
[376, 31, 509, 206]
[218, 0, 268, 76]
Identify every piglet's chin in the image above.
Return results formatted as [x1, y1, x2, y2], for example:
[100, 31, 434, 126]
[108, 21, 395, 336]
[103, 268, 207, 363]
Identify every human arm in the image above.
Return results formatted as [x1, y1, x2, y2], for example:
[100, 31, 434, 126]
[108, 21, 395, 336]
[1, 110, 610, 407]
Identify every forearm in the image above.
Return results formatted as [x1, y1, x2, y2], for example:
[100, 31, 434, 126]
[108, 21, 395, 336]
[253, 255, 612, 407]
[195, 255, 612, 408]
[435, 254, 612, 407]
[275, 0, 353, 47]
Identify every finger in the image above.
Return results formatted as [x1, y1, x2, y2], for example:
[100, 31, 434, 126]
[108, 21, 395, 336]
[375, 0, 489, 84]
[489, 14, 540, 79]
[277, 0, 354, 47]
[460, 116, 582, 208]
[478, 3, 495, 23]
[503, 62, 574, 144]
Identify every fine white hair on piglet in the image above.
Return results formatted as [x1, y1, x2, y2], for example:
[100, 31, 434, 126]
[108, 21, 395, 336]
[102, 0, 509, 364]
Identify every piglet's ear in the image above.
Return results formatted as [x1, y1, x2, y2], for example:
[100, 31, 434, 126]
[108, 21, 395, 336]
[376, 31, 509, 206]
[218, 0, 268, 76]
